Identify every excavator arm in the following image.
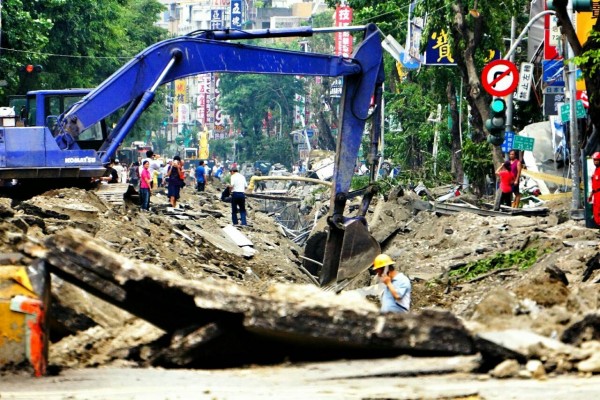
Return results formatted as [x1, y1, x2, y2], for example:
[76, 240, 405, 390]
[58, 24, 385, 288]
[61, 25, 381, 162]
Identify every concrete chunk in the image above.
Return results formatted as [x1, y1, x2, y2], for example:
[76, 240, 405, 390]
[222, 225, 253, 247]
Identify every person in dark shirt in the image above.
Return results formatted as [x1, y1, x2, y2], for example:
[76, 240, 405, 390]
[195, 160, 207, 191]
[100, 159, 119, 184]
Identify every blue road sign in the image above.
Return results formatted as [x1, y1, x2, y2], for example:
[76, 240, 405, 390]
[501, 131, 515, 153]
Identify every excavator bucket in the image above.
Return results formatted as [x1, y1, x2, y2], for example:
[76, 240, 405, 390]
[318, 217, 380, 288]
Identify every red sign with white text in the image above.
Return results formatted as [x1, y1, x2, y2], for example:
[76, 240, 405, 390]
[544, 4, 562, 60]
[335, 6, 353, 57]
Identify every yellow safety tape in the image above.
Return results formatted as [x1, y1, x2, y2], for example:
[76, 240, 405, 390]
[537, 192, 573, 201]
[522, 170, 573, 186]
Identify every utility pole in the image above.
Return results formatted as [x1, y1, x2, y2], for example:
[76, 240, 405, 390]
[273, 100, 283, 138]
[504, 17, 517, 141]
[566, 1, 581, 212]
[428, 104, 442, 176]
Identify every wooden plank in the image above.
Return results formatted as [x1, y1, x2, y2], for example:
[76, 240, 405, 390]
[537, 192, 572, 201]
[95, 183, 130, 205]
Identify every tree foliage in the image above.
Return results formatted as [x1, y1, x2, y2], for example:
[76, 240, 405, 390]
[1, 0, 166, 100]
[331, 0, 534, 193]
[218, 72, 302, 163]
[0, 0, 52, 97]
[0, 0, 168, 143]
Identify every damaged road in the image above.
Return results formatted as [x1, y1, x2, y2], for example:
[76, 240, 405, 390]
[43, 228, 474, 367]
[2, 182, 600, 399]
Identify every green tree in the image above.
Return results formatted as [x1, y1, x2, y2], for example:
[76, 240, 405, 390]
[334, 0, 530, 192]
[420, 0, 528, 164]
[259, 136, 294, 166]
[30, 0, 126, 90]
[210, 138, 234, 161]
[0, 0, 52, 98]
[325, 0, 458, 185]
[0, 0, 167, 100]
[302, 11, 339, 150]
[1, 0, 168, 141]
[219, 73, 302, 163]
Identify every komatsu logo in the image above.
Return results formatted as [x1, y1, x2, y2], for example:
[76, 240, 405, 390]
[64, 156, 97, 164]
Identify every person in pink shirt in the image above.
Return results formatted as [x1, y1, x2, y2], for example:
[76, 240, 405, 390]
[496, 161, 515, 208]
[140, 160, 152, 211]
[509, 149, 523, 208]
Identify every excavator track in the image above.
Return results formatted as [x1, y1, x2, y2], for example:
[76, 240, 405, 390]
[95, 183, 132, 205]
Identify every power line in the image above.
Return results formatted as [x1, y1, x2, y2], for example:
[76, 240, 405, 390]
[355, 0, 449, 25]
[0, 46, 134, 60]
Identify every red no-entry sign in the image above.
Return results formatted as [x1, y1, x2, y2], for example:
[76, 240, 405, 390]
[481, 59, 519, 97]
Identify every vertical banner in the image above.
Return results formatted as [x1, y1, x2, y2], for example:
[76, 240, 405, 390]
[294, 94, 305, 125]
[196, 94, 206, 125]
[334, 5, 353, 57]
[174, 80, 186, 131]
[178, 103, 190, 127]
[544, 8, 562, 60]
[406, 1, 424, 66]
[210, 9, 223, 29]
[515, 62, 534, 102]
[214, 74, 224, 138]
[196, 74, 211, 126]
[208, 74, 215, 127]
[200, 128, 210, 159]
[230, 0, 243, 29]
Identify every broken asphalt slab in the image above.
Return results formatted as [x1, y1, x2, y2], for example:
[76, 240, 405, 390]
[40, 228, 475, 366]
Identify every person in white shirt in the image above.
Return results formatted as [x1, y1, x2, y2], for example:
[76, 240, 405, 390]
[359, 162, 368, 176]
[113, 161, 124, 183]
[228, 166, 248, 225]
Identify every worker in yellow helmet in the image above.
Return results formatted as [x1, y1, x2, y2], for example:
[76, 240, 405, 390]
[372, 254, 411, 314]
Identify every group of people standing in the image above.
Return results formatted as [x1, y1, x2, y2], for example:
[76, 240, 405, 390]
[125, 150, 186, 211]
[495, 149, 523, 208]
[120, 152, 248, 226]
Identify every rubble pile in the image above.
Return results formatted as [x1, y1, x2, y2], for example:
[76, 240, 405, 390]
[1, 180, 600, 379]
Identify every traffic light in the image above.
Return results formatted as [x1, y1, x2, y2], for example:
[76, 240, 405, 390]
[485, 98, 506, 146]
[20, 64, 43, 74]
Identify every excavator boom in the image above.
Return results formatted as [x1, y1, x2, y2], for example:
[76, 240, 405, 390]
[1, 24, 385, 287]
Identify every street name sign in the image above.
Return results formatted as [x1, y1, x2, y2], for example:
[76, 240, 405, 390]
[513, 135, 535, 152]
[560, 100, 587, 123]
[501, 131, 515, 153]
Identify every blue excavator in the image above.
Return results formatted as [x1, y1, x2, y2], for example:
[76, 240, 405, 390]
[0, 24, 385, 288]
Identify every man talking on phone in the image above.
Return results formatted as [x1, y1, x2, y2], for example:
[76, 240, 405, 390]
[372, 254, 411, 314]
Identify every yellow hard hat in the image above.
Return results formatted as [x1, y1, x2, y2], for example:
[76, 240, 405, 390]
[373, 254, 394, 270]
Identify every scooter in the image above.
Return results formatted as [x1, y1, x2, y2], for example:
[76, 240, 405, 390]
[435, 183, 468, 203]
